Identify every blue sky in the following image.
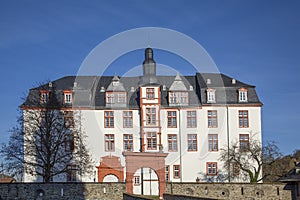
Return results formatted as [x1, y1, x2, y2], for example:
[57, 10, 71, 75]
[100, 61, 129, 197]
[0, 0, 299, 155]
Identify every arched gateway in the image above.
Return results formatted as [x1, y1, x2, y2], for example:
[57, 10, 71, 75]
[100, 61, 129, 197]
[96, 155, 124, 182]
[123, 152, 168, 198]
[133, 167, 159, 196]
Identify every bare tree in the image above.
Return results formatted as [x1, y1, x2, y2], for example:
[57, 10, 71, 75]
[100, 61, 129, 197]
[0, 121, 25, 181]
[263, 148, 299, 182]
[197, 169, 227, 183]
[0, 83, 93, 182]
[220, 137, 282, 183]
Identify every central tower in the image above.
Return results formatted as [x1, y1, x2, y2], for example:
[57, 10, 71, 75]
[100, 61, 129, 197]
[140, 48, 158, 85]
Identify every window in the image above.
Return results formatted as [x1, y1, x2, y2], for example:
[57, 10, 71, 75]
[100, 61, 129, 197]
[167, 111, 177, 128]
[239, 134, 249, 151]
[40, 111, 47, 127]
[106, 92, 126, 104]
[168, 134, 177, 152]
[65, 134, 74, 152]
[169, 92, 177, 104]
[66, 165, 78, 182]
[232, 162, 240, 176]
[187, 111, 197, 128]
[105, 134, 115, 152]
[168, 92, 188, 104]
[165, 166, 169, 182]
[123, 134, 133, 152]
[239, 110, 249, 128]
[173, 165, 180, 179]
[147, 132, 157, 150]
[40, 91, 49, 103]
[187, 134, 197, 151]
[118, 93, 126, 103]
[134, 176, 140, 185]
[208, 134, 218, 151]
[146, 88, 155, 99]
[208, 110, 218, 128]
[146, 108, 156, 125]
[207, 88, 216, 103]
[179, 92, 188, 104]
[106, 93, 114, 103]
[37, 132, 45, 152]
[207, 162, 218, 176]
[104, 111, 114, 128]
[64, 91, 72, 104]
[64, 111, 74, 128]
[238, 88, 248, 102]
[123, 111, 133, 128]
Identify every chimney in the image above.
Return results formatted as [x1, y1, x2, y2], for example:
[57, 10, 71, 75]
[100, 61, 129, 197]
[130, 87, 135, 92]
[100, 86, 105, 92]
[206, 79, 211, 85]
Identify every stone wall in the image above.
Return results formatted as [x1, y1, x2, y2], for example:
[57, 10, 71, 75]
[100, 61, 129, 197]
[0, 182, 294, 200]
[165, 182, 292, 200]
[0, 182, 125, 200]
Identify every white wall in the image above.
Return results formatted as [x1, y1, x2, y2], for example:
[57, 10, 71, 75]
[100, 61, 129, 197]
[23, 105, 262, 183]
[159, 106, 262, 182]
[82, 109, 140, 182]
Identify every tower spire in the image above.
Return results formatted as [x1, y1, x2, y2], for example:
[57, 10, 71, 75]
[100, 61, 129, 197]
[147, 34, 150, 48]
[140, 48, 157, 85]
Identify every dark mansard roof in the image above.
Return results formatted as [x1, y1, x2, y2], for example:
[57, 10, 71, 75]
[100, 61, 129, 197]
[22, 72, 262, 109]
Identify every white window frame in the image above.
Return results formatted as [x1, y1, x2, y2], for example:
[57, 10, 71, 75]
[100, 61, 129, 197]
[238, 88, 248, 102]
[123, 111, 133, 128]
[146, 132, 157, 150]
[187, 111, 197, 128]
[168, 92, 188, 104]
[207, 162, 218, 176]
[207, 88, 216, 103]
[64, 92, 72, 104]
[134, 176, 140, 185]
[167, 111, 177, 128]
[105, 134, 115, 152]
[40, 91, 49, 103]
[146, 107, 156, 125]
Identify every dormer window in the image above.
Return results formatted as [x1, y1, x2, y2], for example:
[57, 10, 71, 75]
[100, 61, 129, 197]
[238, 88, 248, 102]
[118, 93, 126, 103]
[106, 92, 126, 104]
[207, 88, 216, 103]
[168, 92, 188, 105]
[64, 91, 72, 104]
[146, 88, 155, 99]
[106, 93, 115, 103]
[112, 81, 119, 87]
[40, 90, 49, 103]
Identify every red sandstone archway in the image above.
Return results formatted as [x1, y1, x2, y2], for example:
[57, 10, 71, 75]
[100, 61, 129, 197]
[96, 155, 124, 182]
[123, 152, 168, 198]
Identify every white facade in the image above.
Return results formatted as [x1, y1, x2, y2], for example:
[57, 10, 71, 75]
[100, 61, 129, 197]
[78, 106, 261, 182]
[22, 48, 262, 192]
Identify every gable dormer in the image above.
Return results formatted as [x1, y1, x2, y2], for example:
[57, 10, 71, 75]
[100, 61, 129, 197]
[105, 75, 126, 107]
[107, 75, 125, 91]
[168, 74, 188, 106]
